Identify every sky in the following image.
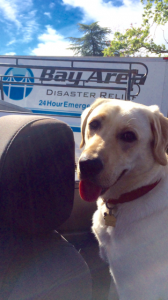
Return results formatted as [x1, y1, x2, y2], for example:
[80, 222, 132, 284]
[0, 0, 167, 57]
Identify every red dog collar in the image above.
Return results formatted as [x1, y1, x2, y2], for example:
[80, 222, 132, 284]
[106, 180, 161, 205]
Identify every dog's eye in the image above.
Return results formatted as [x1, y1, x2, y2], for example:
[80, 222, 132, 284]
[119, 131, 137, 143]
[89, 120, 100, 130]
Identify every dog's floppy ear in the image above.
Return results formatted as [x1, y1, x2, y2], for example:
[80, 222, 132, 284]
[150, 105, 168, 166]
[80, 106, 91, 148]
[80, 98, 111, 148]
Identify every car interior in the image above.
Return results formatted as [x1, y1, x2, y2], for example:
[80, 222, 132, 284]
[0, 100, 118, 300]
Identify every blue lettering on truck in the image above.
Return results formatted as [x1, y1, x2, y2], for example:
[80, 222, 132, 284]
[39, 100, 90, 110]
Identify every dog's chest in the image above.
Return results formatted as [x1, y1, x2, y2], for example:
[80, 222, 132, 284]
[105, 207, 168, 300]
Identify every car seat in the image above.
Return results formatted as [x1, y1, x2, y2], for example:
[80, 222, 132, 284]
[0, 114, 92, 300]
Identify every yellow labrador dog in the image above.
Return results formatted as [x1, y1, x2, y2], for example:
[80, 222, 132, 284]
[77, 98, 168, 300]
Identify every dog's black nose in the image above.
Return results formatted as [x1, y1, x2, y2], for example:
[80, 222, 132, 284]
[79, 157, 103, 177]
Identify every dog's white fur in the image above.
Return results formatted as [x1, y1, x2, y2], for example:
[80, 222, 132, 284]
[78, 98, 168, 300]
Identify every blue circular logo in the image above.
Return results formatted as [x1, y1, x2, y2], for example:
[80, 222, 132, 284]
[3, 68, 34, 101]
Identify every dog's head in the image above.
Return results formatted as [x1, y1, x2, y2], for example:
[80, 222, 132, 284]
[77, 98, 168, 201]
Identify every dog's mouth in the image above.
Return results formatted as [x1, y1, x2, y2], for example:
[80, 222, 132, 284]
[79, 169, 127, 202]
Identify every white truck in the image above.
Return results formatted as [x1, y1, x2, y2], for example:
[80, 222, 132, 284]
[0, 55, 168, 162]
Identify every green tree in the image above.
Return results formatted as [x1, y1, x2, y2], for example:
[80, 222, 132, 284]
[142, 0, 168, 26]
[103, 0, 168, 57]
[67, 22, 111, 56]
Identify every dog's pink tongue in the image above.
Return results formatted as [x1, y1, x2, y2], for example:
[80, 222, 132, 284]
[79, 180, 102, 202]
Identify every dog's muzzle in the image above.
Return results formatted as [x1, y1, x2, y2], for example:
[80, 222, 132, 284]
[79, 156, 103, 178]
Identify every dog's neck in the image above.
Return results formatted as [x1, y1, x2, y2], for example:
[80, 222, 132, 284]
[104, 180, 161, 205]
[103, 163, 167, 200]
